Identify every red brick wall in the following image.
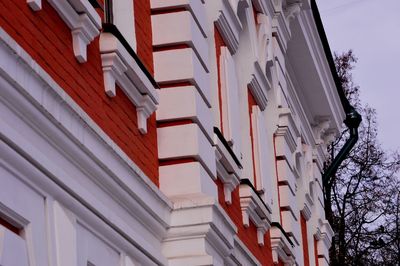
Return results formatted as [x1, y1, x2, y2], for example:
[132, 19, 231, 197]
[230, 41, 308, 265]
[0, 0, 159, 185]
[134, 0, 154, 74]
[314, 237, 319, 266]
[301, 214, 310, 266]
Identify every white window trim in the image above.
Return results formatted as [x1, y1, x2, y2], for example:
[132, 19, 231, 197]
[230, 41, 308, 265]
[99, 32, 159, 134]
[27, 0, 102, 63]
[215, 0, 243, 54]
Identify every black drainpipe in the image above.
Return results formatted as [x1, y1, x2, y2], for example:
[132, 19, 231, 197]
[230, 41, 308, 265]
[310, 0, 362, 187]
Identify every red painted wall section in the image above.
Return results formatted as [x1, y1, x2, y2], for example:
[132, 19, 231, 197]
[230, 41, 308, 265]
[0, 0, 159, 185]
[216, 179, 274, 264]
[314, 237, 319, 266]
[134, 0, 154, 74]
[301, 214, 310, 266]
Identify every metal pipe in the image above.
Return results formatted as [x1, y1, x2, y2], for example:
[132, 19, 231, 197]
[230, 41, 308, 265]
[310, 0, 362, 187]
[322, 108, 362, 187]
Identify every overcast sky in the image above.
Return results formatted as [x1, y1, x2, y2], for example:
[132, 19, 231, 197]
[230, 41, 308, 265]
[315, 0, 400, 151]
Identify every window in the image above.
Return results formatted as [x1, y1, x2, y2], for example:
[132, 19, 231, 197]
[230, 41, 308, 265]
[107, 0, 136, 51]
[0, 219, 29, 266]
[219, 46, 242, 159]
[251, 105, 274, 209]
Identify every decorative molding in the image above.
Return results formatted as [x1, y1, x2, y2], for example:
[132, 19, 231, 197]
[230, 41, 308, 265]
[163, 197, 237, 265]
[239, 185, 271, 246]
[213, 126, 242, 204]
[284, 1, 302, 26]
[272, 13, 291, 51]
[28, 0, 101, 63]
[313, 118, 331, 145]
[301, 201, 312, 221]
[231, 236, 261, 266]
[256, 13, 274, 75]
[215, 148, 241, 204]
[276, 108, 301, 156]
[100, 33, 159, 134]
[27, 0, 41, 11]
[215, 0, 243, 54]
[249, 61, 270, 111]
[315, 219, 334, 249]
[270, 226, 295, 265]
[252, 0, 275, 15]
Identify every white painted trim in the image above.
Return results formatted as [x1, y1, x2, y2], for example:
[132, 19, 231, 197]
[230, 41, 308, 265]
[315, 219, 333, 248]
[270, 226, 295, 265]
[239, 185, 271, 246]
[230, 236, 261, 266]
[297, 10, 345, 130]
[0, 143, 165, 265]
[99, 33, 159, 134]
[215, 0, 242, 54]
[214, 146, 241, 204]
[27, 0, 41, 11]
[163, 196, 237, 265]
[220, 46, 242, 157]
[252, 0, 275, 16]
[248, 61, 270, 111]
[28, 0, 102, 63]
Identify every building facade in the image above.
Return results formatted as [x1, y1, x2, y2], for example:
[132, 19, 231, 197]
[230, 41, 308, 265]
[0, 0, 344, 265]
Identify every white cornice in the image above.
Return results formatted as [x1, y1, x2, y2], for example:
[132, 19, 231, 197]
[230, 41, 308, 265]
[285, 63, 329, 168]
[285, 64, 316, 148]
[28, 0, 101, 63]
[215, 0, 243, 54]
[100, 33, 159, 134]
[297, 10, 345, 130]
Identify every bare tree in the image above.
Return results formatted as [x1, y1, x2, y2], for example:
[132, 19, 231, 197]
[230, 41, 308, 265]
[326, 50, 400, 266]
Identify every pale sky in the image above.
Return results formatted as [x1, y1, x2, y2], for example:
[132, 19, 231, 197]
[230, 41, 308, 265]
[315, 0, 400, 151]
